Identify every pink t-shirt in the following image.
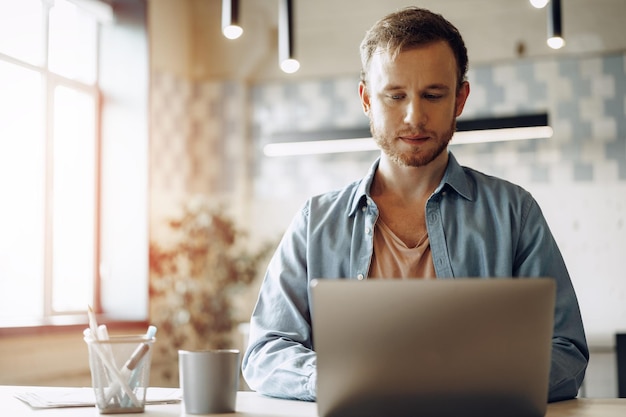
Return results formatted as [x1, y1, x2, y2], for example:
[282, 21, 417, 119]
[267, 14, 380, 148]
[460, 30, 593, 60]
[368, 218, 436, 279]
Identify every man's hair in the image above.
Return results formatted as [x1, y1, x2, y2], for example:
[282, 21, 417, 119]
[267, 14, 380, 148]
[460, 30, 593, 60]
[359, 7, 468, 90]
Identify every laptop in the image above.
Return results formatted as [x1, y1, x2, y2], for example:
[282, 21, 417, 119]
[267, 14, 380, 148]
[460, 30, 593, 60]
[311, 278, 556, 417]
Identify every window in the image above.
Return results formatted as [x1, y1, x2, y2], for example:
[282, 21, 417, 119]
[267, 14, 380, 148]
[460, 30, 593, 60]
[0, 0, 149, 328]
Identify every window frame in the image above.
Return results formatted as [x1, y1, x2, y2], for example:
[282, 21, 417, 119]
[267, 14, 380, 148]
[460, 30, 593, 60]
[0, 0, 150, 334]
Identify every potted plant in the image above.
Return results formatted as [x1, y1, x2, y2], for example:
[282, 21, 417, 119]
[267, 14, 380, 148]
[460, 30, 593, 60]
[149, 196, 274, 384]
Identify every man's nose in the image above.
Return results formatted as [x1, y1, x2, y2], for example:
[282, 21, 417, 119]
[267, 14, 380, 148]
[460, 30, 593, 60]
[403, 99, 426, 126]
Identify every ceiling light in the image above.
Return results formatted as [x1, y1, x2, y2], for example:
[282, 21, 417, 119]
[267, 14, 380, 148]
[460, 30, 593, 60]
[547, 0, 565, 49]
[529, 0, 549, 9]
[280, 59, 300, 74]
[222, 0, 243, 40]
[547, 37, 565, 49]
[278, 0, 299, 73]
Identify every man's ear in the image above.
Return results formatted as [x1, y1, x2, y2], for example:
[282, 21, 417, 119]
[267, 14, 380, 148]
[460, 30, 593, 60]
[359, 81, 370, 114]
[455, 81, 470, 117]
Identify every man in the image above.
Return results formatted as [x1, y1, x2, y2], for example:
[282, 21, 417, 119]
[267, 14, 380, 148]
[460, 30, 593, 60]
[242, 7, 588, 403]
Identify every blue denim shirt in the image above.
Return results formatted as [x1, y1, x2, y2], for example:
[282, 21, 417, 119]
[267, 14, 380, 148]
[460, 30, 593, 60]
[242, 152, 588, 403]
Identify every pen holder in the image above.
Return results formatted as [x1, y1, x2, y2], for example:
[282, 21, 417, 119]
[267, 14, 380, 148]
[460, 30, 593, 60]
[85, 334, 155, 414]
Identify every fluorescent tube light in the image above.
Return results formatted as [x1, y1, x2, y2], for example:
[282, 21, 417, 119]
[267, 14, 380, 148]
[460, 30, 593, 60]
[452, 125, 553, 144]
[263, 113, 552, 157]
[262, 126, 553, 157]
[264, 137, 376, 157]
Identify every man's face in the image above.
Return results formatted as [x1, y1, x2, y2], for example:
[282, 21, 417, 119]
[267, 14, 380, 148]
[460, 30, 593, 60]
[359, 41, 469, 168]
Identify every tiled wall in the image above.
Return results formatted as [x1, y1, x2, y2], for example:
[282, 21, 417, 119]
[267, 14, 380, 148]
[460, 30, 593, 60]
[150, 73, 250, 241]
[150, 51, 626, 397]
[252, 52, 626, 187]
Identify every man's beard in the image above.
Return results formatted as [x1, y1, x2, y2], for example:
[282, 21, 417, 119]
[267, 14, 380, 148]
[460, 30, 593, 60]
[370, 118, 456, 167]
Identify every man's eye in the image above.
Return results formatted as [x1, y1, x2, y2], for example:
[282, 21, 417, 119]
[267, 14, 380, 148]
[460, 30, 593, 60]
[425, 94, 443, 100]
[388, 94, 405, 100]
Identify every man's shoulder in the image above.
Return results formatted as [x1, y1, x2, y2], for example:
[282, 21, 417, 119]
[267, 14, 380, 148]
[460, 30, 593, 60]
[309, 178, 364, 208]
[296, 178, 368, 224]
[310, 157, 378, 207]
[456, 164, 534, 202]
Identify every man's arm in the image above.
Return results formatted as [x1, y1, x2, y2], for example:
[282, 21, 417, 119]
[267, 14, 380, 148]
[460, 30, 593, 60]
[516, 197, 589, 402]
[242, 203, 318, 401]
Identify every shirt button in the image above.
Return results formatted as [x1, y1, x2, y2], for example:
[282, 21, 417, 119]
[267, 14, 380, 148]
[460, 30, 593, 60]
[365, 227, 371, 234]
[357, 274, 365, 280]
[362, 206, 366, 212]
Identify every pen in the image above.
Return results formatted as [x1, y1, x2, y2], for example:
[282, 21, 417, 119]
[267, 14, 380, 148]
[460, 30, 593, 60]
[124, 325, 157, 372]
[97, 325, 121, 403]
[87, 305, 99, 340]
[105, 325, 158, 406]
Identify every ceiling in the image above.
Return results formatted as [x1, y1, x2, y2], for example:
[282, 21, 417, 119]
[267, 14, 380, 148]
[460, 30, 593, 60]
[186, 0, 626, 82]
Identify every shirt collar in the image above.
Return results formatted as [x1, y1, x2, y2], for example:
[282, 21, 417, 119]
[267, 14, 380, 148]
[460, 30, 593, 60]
[438, 152, 474, 201]
[347, 151, 475, 217]
[348, 157, 380, 216]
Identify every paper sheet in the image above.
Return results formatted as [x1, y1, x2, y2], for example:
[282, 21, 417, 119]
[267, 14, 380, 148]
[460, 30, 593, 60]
[14, 386, 181, 409]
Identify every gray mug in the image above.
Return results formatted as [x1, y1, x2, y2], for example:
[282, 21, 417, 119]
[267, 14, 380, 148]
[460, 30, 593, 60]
[178, 349, 240, 414]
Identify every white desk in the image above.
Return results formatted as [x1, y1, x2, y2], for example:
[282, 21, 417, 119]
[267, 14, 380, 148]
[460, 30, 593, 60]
[3, 386, 626, 417]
